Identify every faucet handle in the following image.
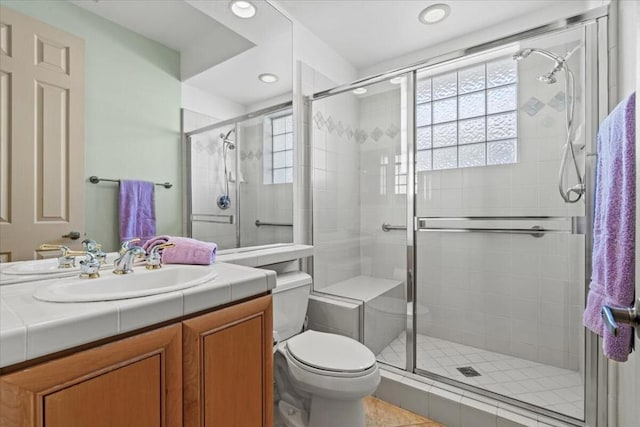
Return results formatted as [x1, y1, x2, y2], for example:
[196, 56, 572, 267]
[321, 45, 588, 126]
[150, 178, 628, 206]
[39, 243, 66, 251]
[39, 244, 78, 268]
[79, 252, 101, 279]
[83, 239, 107, 264]
[146, 243, 175, 270]
[119, 238, 141, 255]
[113, 246, 146, 275]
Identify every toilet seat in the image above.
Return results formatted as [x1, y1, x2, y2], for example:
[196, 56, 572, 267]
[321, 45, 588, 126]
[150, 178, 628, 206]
[285, 330, 376, 377]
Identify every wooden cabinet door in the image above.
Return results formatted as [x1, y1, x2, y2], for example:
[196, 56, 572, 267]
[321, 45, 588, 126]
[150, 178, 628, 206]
[183, 295, 273, 427]
[0, 324, 181, 427]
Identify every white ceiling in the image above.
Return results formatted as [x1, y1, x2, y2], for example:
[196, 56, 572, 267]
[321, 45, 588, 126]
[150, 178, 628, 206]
[71, 0, 293, 107]
[279, 0, 592, 71]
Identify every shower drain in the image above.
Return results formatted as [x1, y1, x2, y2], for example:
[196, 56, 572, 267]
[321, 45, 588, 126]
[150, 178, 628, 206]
[456, 366, 481, 377]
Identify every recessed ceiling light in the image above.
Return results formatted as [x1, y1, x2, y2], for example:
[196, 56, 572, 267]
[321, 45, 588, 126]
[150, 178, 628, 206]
[353, 88, 367, 95]
[419, 4, 450, 25]
[389, 77, 405, 85]
[230, 0, 256, 19]
[258, 73, 278, 83]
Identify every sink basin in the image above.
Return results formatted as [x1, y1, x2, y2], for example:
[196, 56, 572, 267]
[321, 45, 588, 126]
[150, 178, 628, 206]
[2, 254, 118, 276]
[33, 265, 218, 302]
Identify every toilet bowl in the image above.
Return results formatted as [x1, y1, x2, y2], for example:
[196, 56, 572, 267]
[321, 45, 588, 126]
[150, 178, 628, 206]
[272, 272, 380, 427]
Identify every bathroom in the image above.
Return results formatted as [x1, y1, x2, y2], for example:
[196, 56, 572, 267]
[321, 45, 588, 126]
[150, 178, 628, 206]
[0, 0, 638, 426]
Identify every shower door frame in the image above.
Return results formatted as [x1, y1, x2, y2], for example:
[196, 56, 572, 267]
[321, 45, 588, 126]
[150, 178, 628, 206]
[309, 5, 612, 426]
[182, 101, 293, 248]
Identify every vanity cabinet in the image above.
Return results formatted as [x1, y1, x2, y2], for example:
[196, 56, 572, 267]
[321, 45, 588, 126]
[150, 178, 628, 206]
[183, 294, 273, 427]
[0, 324, 182, 427]
[0, 295, 273, 427]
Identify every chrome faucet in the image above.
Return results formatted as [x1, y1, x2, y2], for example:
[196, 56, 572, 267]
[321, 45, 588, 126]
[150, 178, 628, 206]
[79, 252, 101, 279]
[113, 245, 145, 275]
[145, 242, 175, 270]
[38, 244, 82, 268]
[82, 239, 107, 264]
[118, 238, 141, 256]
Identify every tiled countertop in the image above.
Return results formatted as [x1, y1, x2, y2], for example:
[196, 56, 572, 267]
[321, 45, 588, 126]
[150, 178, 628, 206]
[0, 262, 276, 368]
[217, 244, 314, 267]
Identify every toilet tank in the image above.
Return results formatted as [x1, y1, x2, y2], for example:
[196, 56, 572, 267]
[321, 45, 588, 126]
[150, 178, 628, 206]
[271, 271, 312, 341]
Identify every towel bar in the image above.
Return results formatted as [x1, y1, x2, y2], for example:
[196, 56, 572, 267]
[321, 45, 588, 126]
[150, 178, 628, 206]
[255, 220, 293, 227]
[89, 176, 172, 189]
[191, 214, 234, 225]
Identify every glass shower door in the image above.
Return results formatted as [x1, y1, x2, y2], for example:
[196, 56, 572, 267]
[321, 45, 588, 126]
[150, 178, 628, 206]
[412, 25, 590, 421]
[189, 123, 239, 249]
[310, 74, 411, 369]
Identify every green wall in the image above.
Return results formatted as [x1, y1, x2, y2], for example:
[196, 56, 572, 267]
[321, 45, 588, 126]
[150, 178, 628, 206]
[4, 0, 182, 251]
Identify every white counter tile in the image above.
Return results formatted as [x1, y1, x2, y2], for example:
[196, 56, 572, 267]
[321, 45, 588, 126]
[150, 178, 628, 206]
[223, 263, 274, 301]
[0, 261, 278, 368]
[183, 276, 231, 315]
[115, 291, 184, 333]
[217, 244, 313, 268]
[26, 305, 119, 360]
[0, 243, 312, 368]
[0, 301, 26, 366]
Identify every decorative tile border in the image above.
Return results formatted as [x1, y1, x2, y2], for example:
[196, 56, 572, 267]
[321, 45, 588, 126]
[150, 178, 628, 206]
[313, 111, 401, 145]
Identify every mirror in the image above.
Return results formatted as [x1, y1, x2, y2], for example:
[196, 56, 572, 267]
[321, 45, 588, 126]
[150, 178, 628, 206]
[1, 0, 293, 254]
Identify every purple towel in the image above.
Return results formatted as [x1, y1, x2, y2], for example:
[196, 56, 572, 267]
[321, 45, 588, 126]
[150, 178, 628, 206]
[119, 180, 156, 246]
[583, 92, 636, 362]
[143, 235, 217, 265]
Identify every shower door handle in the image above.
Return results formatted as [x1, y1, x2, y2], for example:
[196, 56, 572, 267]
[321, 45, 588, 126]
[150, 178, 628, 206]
[382, 223, 406, 232]
[601, 298, 640, 338]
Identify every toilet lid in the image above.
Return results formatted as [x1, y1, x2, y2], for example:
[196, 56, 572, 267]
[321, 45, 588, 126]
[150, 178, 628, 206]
[286, 330, 376, 373]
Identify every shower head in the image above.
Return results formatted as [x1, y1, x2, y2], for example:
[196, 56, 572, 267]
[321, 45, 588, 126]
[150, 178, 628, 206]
[512, 48, 533, 61]
[513, 47, 564, 64]
[219, 129, 236, 149]
[513, 47, 567, 85]
[537, 72, 557, 84]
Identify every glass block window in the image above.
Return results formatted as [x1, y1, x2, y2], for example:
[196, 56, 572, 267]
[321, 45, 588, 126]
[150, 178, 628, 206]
[271, 114, 293, 183]
[394, 155, 407, 194]
[415, 56, 517, 171]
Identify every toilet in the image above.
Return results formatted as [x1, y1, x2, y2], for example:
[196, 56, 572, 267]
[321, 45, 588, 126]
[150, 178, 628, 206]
[272, 272, 380, 427]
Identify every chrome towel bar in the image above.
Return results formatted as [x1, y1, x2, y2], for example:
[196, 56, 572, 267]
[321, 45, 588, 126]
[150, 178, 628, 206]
[418, 226, 554, 237]
[255, 220, 293, 227]
[89, 176, 172, 189]
[381, 217, 577, 237]
[191, 214, 234, 224]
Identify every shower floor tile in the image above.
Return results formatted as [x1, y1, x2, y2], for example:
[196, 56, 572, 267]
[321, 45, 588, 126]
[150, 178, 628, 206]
[377, 333, 584, 420]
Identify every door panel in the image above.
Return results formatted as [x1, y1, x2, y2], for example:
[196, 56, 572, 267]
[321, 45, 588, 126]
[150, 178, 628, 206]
[0, 324, 182, 427]
[44, 355, 161, 427]
[183, 295, 273, 427]
[203, 316, 263, 426]
[0, 6, 84, 261]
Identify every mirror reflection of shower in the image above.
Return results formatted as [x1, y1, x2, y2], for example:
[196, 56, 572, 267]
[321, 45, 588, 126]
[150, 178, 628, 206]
[512, 45, 585, 203]
[217, 128, 236, 210]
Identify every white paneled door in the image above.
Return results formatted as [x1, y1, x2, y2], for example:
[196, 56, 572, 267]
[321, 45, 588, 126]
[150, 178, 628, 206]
[0, 7, 84, 261]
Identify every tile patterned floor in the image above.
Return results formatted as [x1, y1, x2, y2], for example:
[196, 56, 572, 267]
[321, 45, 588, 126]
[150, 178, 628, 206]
[364, 396, 445, 427]
[274, 396, 443, 427]
[377, 332, 584, 419]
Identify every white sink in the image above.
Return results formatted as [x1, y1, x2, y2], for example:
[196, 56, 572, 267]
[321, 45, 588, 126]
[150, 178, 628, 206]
[2, 254, 118, 276]
[33, 265, 218, 302]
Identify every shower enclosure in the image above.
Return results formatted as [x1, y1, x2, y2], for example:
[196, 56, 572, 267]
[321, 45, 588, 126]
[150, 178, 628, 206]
[183, 103, 294, 249]
[309, 8, 609, 426]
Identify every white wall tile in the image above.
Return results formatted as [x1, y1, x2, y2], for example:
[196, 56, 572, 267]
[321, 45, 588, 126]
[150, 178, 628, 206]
[428, 386, 463, 427]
